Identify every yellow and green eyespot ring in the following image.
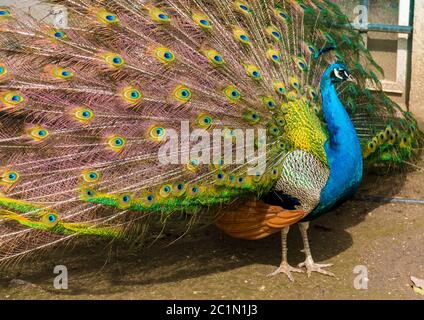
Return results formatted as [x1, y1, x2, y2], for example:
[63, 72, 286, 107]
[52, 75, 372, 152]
[234, 1, 252, 14]
[303, 41, 317, 56]
[0, 63, 8, 78]
[153, 47, 175, 64]
[1, 91, 24, 108]
[173, 182, 187, 197]
[159, 184, 173, 198]
[29, 127, 49, 142]
[377, 131, 388, 144]
[244, 64, 262, 81]
[290, 77, 301, 91]
[274, 9, 290, 23]
[268, 123, 280, 137]
[0, 8, 12, 21]
[233, 27, 251, 44]
[267, 48, 281, 64]
[82, 170, 100, 183]
[102, 52, 125, 68]
[307, 86, 318, 101]
[96, 9, 119, 25]
[50, 29, 68, 41]
[274, 81, 286, 95]
[293, 56, 308, 72]
[186, 184, 200, 197]
[1, 170, 20, 185]
[172, 84, 192, 103]
[271, 167, 280, 180]
[266, 26, 283, 42]
[367, 140, 377, 153]
[52, 67, 74, 80]
[118, 194, 132, 209]
[121, 86, 142, 104]
[286, 90, 298, 101]
[387, 133, 397, 145]
[223, 85, 241, 103]
[262, 96, 276, 110]
[107, 135, 126, 152]
[192, 12, 212, 29]
[140, 192, 156, 207]
[149, 7, 171, 23]
[149, 125, 167, 142]
[243, 109, 261, 125]
[196, 113, 213, 129]
[42, 212, 60, 228]
[187, 158, 200, 172]
[275, 116, 286, 127]
[400, 136, 409, 148]
[204, 49, 225, 66]
[215, 171, 227, 185]
[73, 107, 94, 124]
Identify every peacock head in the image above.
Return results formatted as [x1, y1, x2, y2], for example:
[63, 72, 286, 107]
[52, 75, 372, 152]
[324, 63, 357, 85]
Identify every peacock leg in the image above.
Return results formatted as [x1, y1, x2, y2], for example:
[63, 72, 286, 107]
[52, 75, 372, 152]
[298, 222, 336, 278]
[268, 226, 303, 281]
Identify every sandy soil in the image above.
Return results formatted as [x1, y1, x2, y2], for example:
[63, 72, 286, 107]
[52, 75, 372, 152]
[0, 159, 423, 300]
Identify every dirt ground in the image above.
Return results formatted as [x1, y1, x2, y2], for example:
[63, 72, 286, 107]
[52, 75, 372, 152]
[0, 159, 423, 300]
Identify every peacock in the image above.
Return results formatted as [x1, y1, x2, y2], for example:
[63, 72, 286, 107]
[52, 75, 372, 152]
[0, 0, 421, 281]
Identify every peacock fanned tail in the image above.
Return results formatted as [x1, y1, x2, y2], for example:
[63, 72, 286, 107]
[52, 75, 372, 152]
[0, 0, 421, 263]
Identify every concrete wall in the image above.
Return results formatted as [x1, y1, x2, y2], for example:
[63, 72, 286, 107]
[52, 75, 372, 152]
[410, 0, 424, 126]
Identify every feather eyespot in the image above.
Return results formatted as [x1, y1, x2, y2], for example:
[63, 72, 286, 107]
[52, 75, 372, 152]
[187, 159, 200, 172]
[243, 109, 261, 125]
[102, 53, 125, 68]
[0, 63, 7, 78]
[107, 135, 126, 152]
[121, 86, 142, 104]
[234, 1, 252, 14]
[29, 127, 49, 141]
[274, 9, 290, 23]
[290, 77, 301, 90]
[82, 171, 100, 183]
[293, 56, 308, 72]
[42, 212, 59, 228]
[268, 124, 280, 136]
[204, 49, 225, 66]
[74, 107, 94, 124]
[0, 9, 11, 19]
[262, 97, 276, 110]
[149, 7, 170, 23]
[149, 126, 166, 142]
[196, 113, 213, 129]
[244, 64, 262, 80]
[233, 27, 251, 44]
[1, 91, 24, 108]
[96, 9, 119, 25]
[223, 85, 241, 103]
[267, 48, 281, 64]
[154, 47, 175, 64]
[52, 67, 74, 80]
[266, 26, 283, 42]
[172, 85, 192, 103]
[159, 185, 172, 198]
[274, 82, 286, 95]
[1, 170, 20, 186]
[172, 182, 187, 197]
[192, 13, 212, 29]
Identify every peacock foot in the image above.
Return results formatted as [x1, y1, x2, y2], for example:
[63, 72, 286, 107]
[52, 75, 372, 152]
[268, 262, 304, 282]
[298, 256, 336, 278]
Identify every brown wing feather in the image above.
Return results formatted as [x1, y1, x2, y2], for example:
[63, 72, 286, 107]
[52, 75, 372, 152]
[216, 201, 307, 240]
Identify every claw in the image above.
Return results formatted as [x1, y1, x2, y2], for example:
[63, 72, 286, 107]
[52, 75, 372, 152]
[298, 257, 336, 278]
[268, 262, 304, 282]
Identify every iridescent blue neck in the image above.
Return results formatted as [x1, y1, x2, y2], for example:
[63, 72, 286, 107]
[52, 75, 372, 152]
[306, 77, 363, 220]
